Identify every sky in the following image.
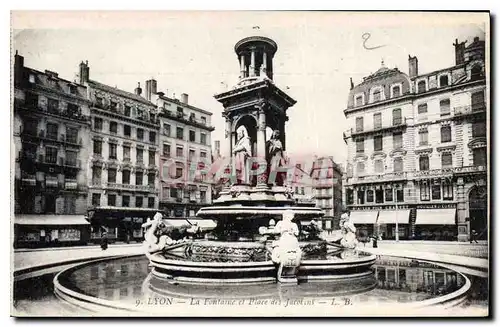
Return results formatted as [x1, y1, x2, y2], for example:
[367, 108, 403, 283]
[11, 11, 487, 166]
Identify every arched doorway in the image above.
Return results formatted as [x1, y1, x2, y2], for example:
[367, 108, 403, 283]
[468, 186, 488, 240]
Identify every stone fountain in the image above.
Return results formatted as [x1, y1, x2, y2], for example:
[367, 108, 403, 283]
[143, 35, 376, 285]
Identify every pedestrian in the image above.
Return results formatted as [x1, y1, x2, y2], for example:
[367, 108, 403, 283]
[372, 235, 378, 248]
[470, 229, 479, 244]
[101, 231, 108, 250]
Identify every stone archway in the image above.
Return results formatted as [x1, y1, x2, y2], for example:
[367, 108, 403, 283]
[468, 185, 488, 240]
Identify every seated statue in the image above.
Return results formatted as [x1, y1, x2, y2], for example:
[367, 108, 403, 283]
[339, 212, 358, 250]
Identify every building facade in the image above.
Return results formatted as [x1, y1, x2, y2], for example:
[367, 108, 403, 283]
[343, 36, 487, 241]
[154, 86, 215, 218]
[13, 52, 92, 248]
[78, 62, 161, 242]
[310, 157, 343, 231]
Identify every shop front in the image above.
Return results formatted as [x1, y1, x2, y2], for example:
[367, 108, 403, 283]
[377, 209, 411, 240]
[14, 214, 91, 248]
[349, 210, 378, 243]
[414, 208, 457, 241]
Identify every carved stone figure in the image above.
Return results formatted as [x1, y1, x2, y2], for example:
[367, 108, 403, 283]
[267, 130, 285, 186]
[339, 212, 358, 249]
[233, 126, 252, 184]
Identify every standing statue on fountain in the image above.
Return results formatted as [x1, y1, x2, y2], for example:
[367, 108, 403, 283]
[267, 130, 285, 186]
[339, 212, 358, 250]
[233, 126, 252, 185]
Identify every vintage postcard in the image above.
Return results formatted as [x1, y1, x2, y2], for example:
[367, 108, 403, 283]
[11, 11, 490, 317]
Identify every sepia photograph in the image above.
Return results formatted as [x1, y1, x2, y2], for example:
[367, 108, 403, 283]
[10, 10, 490, 317]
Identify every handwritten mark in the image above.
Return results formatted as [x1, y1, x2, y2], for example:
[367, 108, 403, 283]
[362, 33, 386, 50]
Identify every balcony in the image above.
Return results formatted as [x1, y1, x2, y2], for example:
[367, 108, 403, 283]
[453, 165, 487, 175]
[347, 172, 408, 185]
[15, 99, 91, 124]
[104, 182, 156, 193]
[161, 108, 215, 131]
[413, 168, 454, 179]
[453, 103, 486, 117]
[348, 120, 407, 138]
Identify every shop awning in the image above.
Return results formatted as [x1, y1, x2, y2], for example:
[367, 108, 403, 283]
[163, 219, 191, 227]
[14, 215, 90, 226]
[415, 209, 456, 225]
[349, 211, 378, 224]
[377, 210, 411, 224]
[187, 219, 217, 230]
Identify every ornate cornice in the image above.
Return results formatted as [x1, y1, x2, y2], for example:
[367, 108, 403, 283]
[389, 148, 407, 157]
[468, 137, 487, 149]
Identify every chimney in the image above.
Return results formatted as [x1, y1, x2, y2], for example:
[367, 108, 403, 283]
[181, 93, 189, 104]
[135, 82, 142, 96]
[408, 55, 418, 78]
[145, 79, 157, 101]
[79, 60, 89, 84]
[14, 50, 24, 85]
[474, 37, 480, 42]
[453, 39, 466, 65]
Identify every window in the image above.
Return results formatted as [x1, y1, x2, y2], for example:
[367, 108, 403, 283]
[25, 92, 38, 107]
[122, 170, 130, 184]
[108, 194, 116, 206]
[189, 113, 195, 121]
[66, 127, 78, 144]
[189, 130, 196, 142]
[419, 129, 428, 146]
[135, 171, 143, 186]
[47, 98, 59, 113]
[200, 133, 207, 145]
[45, 147, 58, 164]
[92, 167, 101, 184]
[148, 173, 155, 186]
[366, 190, 374, 202]
[373, 113, 382, 129]
[29, 74, 35, 83]
[396, 189, 404, 202]
[432, 185, 441, 200]
[357, 190, 365, 204]
[176, 146, 184, 157]
[123, 146, 131, 161]
[124, 125, 131, 137]
[110, 101, 117, 111]
[200, 190, 207, 203]
[177, 106, 184, 114]
[176, 167, 183, 178]
[473, 148, 487, 166]
[137, 109, 144, 119]
[375, 189, 384, 203]
[372, 89, 381, 102]
[471, 65, 482, 81]
[93, 140, 102, 155]
[109, 143, 117, 159]
[419, 155, 429, 171]
[471, 91, 485, 111]
[177, 127, 184, 139]
[393, 157, 403, 172]
[65, 151, 77, 166]
[163, 124, 171, 136]
[137, 128, 144, 140]
[163, 144, 171, 157]
[418, 103, 428, 114]
[391, 108, 402, 126]
[417, 80, 426, 93]
[440, 99, 451, 115]
[46, 123, 58, 140]
[67, 103, 79, 116]
[472, 121, 486, 137]
[441, 152, 453, 168]
[393, 132, 403, 149]
[374, 135, 383, 151]
[201, 117, 207, 125]
[122, 195, 130, 207]
[136, 196, 143, 208]
[189, 149, 195, 161]
[346, 189, 354, 205]
[170, 188, 178, 198]
[94, 118, 103, 131]
[420, 183, 430, 201]
[200, 151, 207, 158]
[109, 121, 117, 134]
[355, 117, 364, 132]
[149, 150, 155, 165]
[385, 189, 393, 202]
[356, 138, 364, 153]
[439, 75, 449, 87]
[124, 105, 131, 117]
[356, 162, 365, 175]
[136, 148, 143, 163]
[149, 131, 156, 143]
[355, 95, 363, 106]
[92, 194, 101, 206]
[148, 197, 155, 208]
[440, 126, 452, 143]
[392, 85, 401, 97]
[374, 160, 384, 173]
[443, 183, 454, 200]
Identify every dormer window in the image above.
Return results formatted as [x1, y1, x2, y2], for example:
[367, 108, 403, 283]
[370, 87, 384, 103]
[417, 80, 427, 93]
[355, 95, 364, 107]
[439, 75, 449, 87]
[28, 74, 35, 84]
[471, 65, 482, 81]
[69, 85, 77, 95]
[373, 90, 381, 102]
[391, 85, 401, 98]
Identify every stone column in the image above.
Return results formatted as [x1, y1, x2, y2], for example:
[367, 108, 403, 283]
[456, 177, 468, 241]
[261, 51, 267, 77]
[256, 104, 267, 188]
[240, 54, 246, 79]
[250, 48, 256, 77]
